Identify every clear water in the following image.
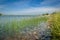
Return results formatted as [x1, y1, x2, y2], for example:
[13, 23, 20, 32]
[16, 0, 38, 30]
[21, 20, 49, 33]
[0, 15, 35, 24]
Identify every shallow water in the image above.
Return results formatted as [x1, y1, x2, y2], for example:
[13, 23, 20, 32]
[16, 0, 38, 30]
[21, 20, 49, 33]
[0, 15, 35, 23]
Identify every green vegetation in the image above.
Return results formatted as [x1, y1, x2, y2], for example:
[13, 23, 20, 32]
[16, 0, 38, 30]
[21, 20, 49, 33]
[19, 16, 48, 29]
[0, 13, 2, 16]
[49, 12, 60, 40]
[0, 12, 60, 40]
[0, 16, 48, 39]
[42, 13, 49, 16]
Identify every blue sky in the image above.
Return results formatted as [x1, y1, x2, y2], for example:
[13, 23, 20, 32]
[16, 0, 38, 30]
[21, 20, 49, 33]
[0, 0, 60, 15]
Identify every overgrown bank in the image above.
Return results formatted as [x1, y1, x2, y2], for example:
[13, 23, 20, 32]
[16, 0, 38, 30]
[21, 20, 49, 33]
[0, 12, 60, 40]
[0, 16, 48, 40]
[48, 12, 60, 40]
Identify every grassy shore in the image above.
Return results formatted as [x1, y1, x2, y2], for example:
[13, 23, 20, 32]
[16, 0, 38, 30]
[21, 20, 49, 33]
[0, 15, 48, 40]
[0, 12, 60, 40]
[48, 12, 60, 40]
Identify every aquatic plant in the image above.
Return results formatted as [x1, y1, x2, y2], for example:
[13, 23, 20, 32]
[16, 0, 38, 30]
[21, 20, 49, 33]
[0, 16, 48, 40]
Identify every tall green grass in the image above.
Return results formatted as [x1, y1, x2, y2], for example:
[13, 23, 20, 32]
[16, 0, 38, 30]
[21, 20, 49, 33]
[49, 12, 60, 40]
[0, 16, 48, 38]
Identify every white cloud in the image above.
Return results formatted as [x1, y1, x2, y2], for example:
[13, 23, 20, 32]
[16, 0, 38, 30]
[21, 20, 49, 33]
[0, 0, 60, 15]
[7, 7, 60, 15]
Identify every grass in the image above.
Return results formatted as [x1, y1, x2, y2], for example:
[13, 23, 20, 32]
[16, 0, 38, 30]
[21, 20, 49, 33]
[1, 12, 60, 40]
[0, 15, 48, 39]
[48, 12, 60, 40]
[19, 16, 48, 29]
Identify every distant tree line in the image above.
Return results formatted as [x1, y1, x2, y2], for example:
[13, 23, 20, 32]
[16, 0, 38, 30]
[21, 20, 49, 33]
[42, 12, 57, 16]
[0, 13, 2, 16]
[42, 13, 49, 15]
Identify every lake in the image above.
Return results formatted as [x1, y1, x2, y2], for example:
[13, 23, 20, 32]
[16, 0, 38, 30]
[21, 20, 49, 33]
[0, 15, 36, 24]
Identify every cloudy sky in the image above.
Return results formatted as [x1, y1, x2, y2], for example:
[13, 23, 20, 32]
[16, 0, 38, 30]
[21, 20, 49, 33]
[0, 0, 60, 15]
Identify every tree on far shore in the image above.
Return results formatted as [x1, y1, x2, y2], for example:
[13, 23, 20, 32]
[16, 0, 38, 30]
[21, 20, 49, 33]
[0, 13, 2, 16]
[42, 13, 49, 15]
